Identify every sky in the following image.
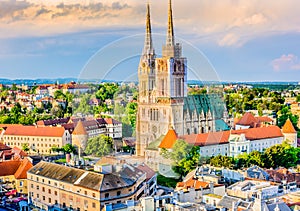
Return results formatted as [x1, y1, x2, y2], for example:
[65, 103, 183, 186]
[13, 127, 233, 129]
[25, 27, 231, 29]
[0, 0, 300, 82]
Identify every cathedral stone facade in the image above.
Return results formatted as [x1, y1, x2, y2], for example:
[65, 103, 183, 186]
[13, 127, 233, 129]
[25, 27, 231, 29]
[136, 0, 229, 156]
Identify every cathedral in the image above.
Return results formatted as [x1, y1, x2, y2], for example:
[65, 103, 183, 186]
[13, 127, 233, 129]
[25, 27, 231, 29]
[136, 0, 229, 156]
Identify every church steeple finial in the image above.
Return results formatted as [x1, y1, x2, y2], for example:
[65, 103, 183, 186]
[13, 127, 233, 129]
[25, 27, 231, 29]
[143, 2, 154, 55]
[166, 0, 175, 46]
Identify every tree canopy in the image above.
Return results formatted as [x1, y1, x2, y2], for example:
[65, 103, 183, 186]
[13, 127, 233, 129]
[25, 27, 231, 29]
[161, 140, 200, 178]
[84, 135, 113, 157]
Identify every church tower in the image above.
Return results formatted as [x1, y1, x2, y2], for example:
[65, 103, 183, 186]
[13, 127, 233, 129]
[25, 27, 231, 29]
[136, 0, 187, 156]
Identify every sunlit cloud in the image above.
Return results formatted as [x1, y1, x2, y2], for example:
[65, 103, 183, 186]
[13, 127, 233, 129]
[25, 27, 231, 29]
[271, 54, 300, 72]
[0, 0, 299, 47]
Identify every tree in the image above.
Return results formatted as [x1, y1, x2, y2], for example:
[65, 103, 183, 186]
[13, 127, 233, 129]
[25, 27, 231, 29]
[62, 144, 77, 154]
[263, 142, 299, 168]
[161, 140, 200, 178]
[277, 106, 299, 130]
[21, 143, 30, 153]
[210, 155, 234, 168]
[85, 135, 113, 157]
[296, 94, 300, 102]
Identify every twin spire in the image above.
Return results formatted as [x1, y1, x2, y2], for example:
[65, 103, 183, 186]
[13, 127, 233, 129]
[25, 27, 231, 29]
[143, 0, 175, 55]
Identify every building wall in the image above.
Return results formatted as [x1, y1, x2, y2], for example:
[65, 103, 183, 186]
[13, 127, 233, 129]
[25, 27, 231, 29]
[200, 144, 229, 157]
[28, 170, 147, 211]
[3, 130, 71, 154]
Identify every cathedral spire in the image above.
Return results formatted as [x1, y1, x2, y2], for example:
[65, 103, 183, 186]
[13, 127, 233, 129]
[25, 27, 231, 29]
[143, 2, 154, 55]
[166, 0, 175, 46]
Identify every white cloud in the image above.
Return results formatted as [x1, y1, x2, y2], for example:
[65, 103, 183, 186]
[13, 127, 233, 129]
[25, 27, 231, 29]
[271, 54, 300, 71]
[0, 0, 299, 47]
[218, 33, 240, 47]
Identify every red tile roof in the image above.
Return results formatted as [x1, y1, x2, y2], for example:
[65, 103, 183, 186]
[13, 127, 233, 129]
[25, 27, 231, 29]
[14, 158, 33, 179]
[158, 129, 178, 149]
[176, 177, 209, 190]
[104, 118, 121, 125]
[282, 118, 296, 133]
[236, 112, 259, 126]
[4, 125, 66, 137]
[0, 161, 21, 177]
[72, 120, 87, 135]
[257, 116, 273, 123]
[12, 147, 28, 157]
[181, 131, 230, 146]
[231, 126, 284, 140]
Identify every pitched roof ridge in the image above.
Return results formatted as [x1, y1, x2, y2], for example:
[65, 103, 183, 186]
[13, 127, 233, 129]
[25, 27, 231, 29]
[282, 118, 297, 133]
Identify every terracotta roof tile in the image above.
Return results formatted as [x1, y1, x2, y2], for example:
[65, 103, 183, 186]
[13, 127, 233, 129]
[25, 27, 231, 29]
[4, 125, 66, 137]
[14, 158, 33, 179]
[104, 118, 121, 125]
[176, 177, 209, 190]
[257, 116, 273, 123]
[0, 160, 21, 177]
[181, 131, 230, 146]
[158, 129, 178, 149]
[236, 112, 259, 126]
[282, 118, 297, 133]
[231, 126, 283, 140]
[72, 120, 87, 135]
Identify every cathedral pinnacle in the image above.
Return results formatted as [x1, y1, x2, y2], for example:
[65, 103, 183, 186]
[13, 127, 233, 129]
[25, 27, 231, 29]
[166, 0, 175, 46]
[143, 2, 154, 55]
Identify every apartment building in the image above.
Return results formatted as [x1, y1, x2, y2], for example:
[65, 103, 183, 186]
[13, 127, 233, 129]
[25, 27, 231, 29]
[0, 158, 33, 194]
[2, 125, 71, 154]
[27, 161, 147, 211]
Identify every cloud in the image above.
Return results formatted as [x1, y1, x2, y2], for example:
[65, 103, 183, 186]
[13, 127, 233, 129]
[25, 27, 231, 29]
[0, 0, 299, 48]
[271, 54, 300, 71]
[218, 33, 240, 47]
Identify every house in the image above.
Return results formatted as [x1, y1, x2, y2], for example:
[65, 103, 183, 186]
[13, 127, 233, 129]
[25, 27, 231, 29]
[235, 112, 274, 130]
[2, 125, 71, 154]
[218, 180, 290, 211]
[0, 158, 33, 194]
[27, 161, 147, 211]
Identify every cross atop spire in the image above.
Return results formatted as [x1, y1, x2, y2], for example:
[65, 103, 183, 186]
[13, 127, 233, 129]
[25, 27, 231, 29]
[166, 0, 175, 46]
[143, 2, 154, 55]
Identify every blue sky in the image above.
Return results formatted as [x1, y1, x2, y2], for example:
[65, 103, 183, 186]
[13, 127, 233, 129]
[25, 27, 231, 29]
[0, 0, 300, 82]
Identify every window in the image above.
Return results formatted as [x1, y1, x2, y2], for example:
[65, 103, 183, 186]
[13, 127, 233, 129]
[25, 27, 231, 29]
[92, 193, 96, 197]
[37, 194, 39, 198]
[19, 181, 23, 187]
[31, 184, 34, 188]
[117, 191, 121, 196]
[42, 187, 45, 192]
[43, 196, 45, 200]
[37, 185, 39, 190]
[84, 191, 87, 195]
[105, 193, 109, 198]
[49, 198, 51, 203]
[92, 203, 96, 208]
[54, 191, 57, 196]
[48, 189, 51, 194]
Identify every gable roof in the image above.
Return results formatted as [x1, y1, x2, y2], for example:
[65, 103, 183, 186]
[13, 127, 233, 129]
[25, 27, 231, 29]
[236, 112, 259, 126]
[158, 129, 178, 149]
[181, 131, 230, 146]
[282, 118, 296, 133]
[104, 118, 121, 125]
[72, 120, 87, 135]
[136, 163, 156, 181]
[231, 126, 283, 140]
[4, 125, 66, 137]
[0, 160, 21, 177]
[14, 158, 33, 179]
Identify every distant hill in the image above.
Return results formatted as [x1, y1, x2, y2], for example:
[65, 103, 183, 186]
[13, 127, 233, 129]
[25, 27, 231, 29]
[0, 78, 298, 87]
